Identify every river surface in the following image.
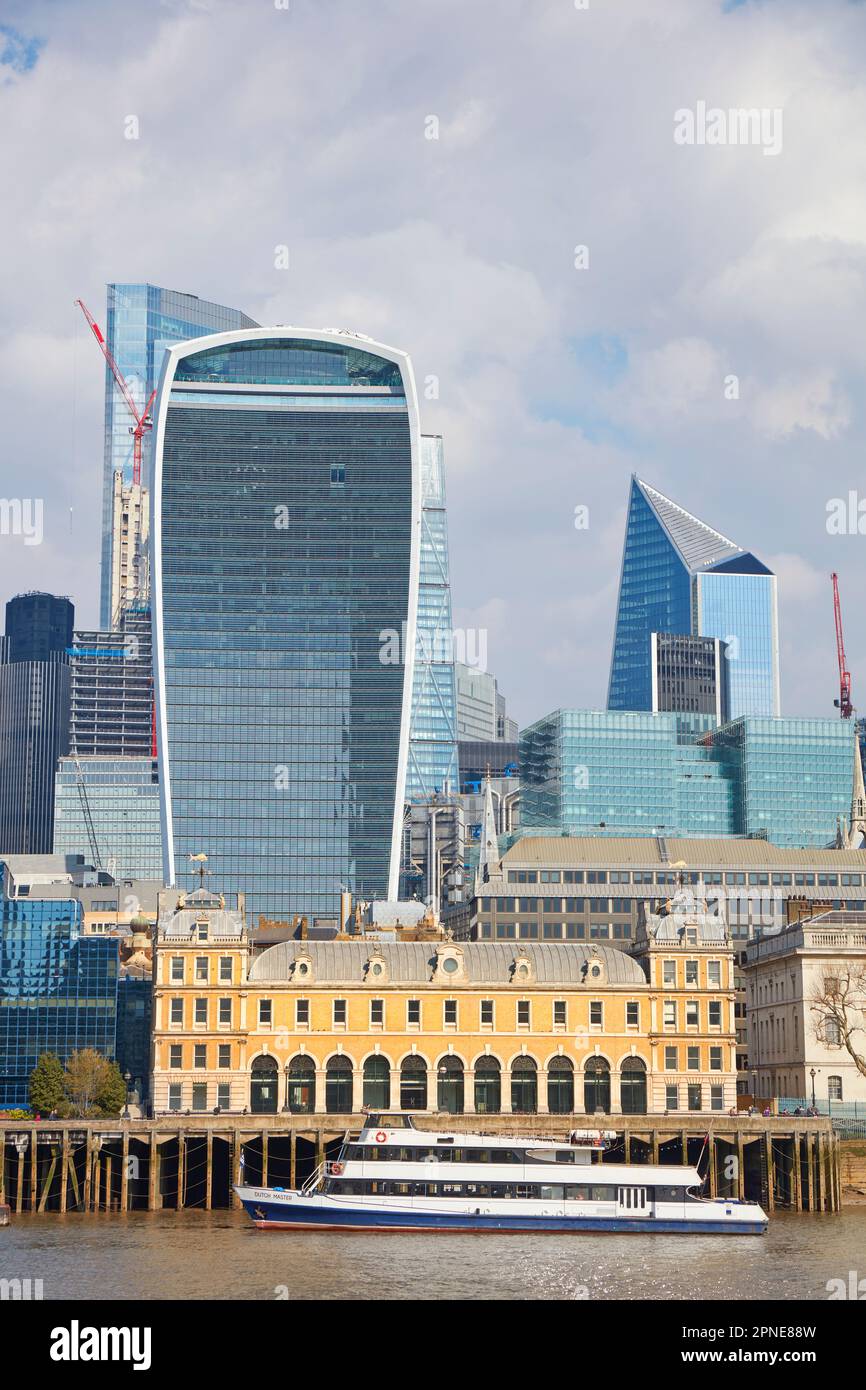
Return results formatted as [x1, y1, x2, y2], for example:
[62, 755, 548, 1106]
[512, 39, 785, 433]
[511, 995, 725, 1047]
[2, 1207, 865, 1300]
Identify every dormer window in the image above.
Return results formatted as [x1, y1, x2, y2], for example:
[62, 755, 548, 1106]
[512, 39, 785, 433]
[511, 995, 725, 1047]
[432, 944, 466, 982]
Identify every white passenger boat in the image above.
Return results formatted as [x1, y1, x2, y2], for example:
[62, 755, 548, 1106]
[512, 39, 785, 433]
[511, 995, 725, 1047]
[236, 1113, 768, 1234]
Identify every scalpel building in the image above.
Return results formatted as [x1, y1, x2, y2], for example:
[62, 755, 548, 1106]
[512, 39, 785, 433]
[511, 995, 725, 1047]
[152, 329, 422, 922]
[608, 477, 780, 720]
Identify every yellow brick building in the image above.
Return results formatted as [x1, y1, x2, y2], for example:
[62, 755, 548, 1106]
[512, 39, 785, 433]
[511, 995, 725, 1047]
[151, 890, 737, 1117]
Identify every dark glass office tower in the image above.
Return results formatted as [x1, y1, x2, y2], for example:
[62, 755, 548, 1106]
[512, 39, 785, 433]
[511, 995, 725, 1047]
[153, 329, 420, 921]
[5, 592, 73, 662]
[608, 477, 779, 719]
[0, 593, 73, 854]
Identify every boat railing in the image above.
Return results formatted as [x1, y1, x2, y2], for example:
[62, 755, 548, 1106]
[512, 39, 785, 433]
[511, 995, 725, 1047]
[301, 1162, 328, 1195]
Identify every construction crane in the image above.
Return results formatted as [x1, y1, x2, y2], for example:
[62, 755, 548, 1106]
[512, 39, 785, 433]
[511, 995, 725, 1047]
[75, 298, 156, 486]
[831, 572, 854, 718]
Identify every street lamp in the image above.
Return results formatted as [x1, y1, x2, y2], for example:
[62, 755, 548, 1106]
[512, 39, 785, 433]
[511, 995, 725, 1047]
[122, 1071, 132, 1120]
[810, 1067, 817, 1110]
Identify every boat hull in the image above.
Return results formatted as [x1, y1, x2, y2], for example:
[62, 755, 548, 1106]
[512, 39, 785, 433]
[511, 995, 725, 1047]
[236, 1189, 767, 1236]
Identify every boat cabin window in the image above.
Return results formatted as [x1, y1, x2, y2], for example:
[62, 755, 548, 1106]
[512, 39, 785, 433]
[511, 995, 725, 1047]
[363, 1114, 414, 1130]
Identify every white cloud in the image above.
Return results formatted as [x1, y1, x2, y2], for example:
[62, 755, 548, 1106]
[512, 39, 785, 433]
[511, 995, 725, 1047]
[1, 0, 866, 720]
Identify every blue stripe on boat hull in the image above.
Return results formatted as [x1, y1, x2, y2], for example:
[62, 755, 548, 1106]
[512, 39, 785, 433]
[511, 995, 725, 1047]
[240, 1200, 766, 1236]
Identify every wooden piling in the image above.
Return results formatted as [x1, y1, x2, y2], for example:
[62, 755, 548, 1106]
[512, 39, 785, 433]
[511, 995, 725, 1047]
[59, 1130, 69, 1214]
[791, 1134, 801, 1212]
[120, 1132, 129, 1213]
[262, 1130, 269, 1188]
[205, 1131, 213, 1211]
[764, 1131, 774, 1212]
[735, 1132, 745, 1199]
[177, 1133, 185, 1211]
[15, 1143, 24, 1214]
[148, 1132, 160, 1211]
[232, 1130, 242, 1208]
[29, 1127, 37, 1212]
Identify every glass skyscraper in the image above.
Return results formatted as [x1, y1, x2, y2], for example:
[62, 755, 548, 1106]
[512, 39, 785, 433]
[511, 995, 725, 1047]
[608, 477, 780, 719]
[405, 435, 458, 800]
[153, 328, 421, 922]
[0, 896, 118, 1106]
[100, 284, 257, 626]
[519, 709, 854, 848]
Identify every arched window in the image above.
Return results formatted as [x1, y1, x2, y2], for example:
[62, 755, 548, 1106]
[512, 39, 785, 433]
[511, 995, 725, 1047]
[584, 1056, 611, 1114]
[511, 1057, 538, 1114]
[437, 1056, 464, 1114]
[400, 1056, 427, 1111]
[250, 1055, 278, 1114]
[363, 1056, 390, 1110]
[287, 1055, 315, 1113]
[474, 1057, 501, 1114]
[547, 1056, 574, 1114]
[620, 1056, 647, 1115]
[325, 1055, 353, 1113]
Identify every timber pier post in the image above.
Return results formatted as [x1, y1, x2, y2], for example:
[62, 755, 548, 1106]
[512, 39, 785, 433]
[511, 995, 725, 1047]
[0, 1114, 844, 1215]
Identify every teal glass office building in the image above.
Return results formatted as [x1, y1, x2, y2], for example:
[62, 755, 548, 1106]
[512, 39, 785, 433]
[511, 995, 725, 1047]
[101, 284, 257, 627]
[520, 710, 856, 849]
[0, 896, 118, 1106]
[405, 435, 458, 800]
[608, 478, 780, 719]
[153, 329, 421, 922]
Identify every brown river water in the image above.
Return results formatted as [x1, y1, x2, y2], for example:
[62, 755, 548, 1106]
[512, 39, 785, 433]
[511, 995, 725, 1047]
[2, 1207, 865, 1300]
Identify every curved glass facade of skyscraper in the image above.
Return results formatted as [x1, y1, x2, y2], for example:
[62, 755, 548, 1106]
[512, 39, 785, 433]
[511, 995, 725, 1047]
[152, 329, 420, 922]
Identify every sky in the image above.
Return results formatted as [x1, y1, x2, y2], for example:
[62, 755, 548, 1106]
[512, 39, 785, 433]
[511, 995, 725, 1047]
[2, 0, 866, 727]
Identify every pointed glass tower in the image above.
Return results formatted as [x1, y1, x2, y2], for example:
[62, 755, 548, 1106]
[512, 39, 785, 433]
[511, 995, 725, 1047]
[608, 477, 780, 719]
[405, 435, 458, 800]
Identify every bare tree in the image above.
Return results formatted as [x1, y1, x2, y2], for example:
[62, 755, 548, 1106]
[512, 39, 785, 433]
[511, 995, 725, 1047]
[810, 965, 866, 1080]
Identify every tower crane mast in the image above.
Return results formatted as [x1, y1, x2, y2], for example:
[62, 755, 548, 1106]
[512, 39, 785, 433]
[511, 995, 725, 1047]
[832, 572, 854, 718]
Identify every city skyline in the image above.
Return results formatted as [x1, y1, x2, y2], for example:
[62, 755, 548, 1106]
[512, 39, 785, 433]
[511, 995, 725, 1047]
[3, 1, 866, 730]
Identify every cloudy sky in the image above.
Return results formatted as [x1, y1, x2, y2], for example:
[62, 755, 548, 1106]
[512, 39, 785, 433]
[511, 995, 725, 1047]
[2, 0, 866, 726]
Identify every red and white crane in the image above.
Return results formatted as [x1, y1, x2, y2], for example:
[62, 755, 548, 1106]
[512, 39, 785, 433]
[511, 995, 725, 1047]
[75, 298, 156, 486]
[831, 572, 854, 718]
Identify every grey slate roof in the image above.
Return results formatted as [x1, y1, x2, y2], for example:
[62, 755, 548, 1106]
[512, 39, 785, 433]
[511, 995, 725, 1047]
[638, 478, 743, 572]
[644, 913, 728, 943]
[248, 939, 646, 985]
[161, 908, 245, 938]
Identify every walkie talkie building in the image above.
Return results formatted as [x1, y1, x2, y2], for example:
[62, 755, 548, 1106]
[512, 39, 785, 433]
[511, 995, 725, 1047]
[152, 328, 422, 921]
